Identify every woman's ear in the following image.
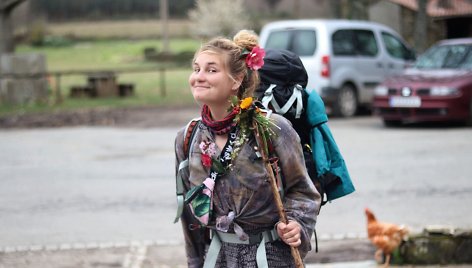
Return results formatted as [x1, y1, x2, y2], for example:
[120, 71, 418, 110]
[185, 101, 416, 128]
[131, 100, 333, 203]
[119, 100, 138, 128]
[232, 75, 244, 91]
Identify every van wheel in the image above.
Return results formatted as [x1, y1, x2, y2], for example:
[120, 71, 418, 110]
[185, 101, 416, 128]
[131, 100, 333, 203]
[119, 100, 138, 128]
[335, 84, 357, 117]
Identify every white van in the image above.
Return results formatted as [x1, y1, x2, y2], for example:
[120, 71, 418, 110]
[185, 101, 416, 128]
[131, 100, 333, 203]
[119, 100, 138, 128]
[259, 19, 416, 117]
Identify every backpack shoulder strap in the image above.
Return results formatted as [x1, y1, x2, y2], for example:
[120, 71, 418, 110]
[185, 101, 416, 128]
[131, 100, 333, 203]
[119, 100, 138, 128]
[183, 118, 201, 156]
[174, 118, 201, 223]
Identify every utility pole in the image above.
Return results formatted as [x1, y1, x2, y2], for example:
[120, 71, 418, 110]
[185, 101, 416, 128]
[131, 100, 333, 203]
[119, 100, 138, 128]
[160, 0, 169, 53]
[0, 0, 27, 54]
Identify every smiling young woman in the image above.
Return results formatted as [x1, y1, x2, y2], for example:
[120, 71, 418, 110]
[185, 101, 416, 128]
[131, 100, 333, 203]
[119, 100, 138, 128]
[174, 30, 321, 268]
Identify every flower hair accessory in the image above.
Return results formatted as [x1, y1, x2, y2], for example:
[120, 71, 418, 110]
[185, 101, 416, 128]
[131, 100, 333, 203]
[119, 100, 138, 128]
[242, 46, 265, 71]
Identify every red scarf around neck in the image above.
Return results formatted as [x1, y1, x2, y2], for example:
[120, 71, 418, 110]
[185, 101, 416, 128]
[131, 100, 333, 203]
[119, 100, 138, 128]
[201, 104, 240, 135]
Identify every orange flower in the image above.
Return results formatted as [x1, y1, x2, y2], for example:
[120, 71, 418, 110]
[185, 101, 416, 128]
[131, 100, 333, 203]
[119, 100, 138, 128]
[240, 97, 253, 110]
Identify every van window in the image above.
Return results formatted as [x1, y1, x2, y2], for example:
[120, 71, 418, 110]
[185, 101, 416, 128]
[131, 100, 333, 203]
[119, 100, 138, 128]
[264, 30, 316, 56]
[381, 32, 414, 60]
[332, 29, 378, 57]
[332, 30, 356, 56]
[354, 30, 378, 56]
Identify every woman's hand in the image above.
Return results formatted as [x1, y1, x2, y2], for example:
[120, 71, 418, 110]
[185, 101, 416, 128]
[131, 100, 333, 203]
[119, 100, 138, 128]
[276, 220, 302, 247]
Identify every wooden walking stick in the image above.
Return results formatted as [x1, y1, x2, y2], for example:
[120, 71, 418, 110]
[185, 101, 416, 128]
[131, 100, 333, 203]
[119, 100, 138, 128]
[252, 121, 304, 268]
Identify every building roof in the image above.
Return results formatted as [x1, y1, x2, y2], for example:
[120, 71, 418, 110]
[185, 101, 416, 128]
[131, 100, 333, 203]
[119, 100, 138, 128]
[389, 0, 472, 18]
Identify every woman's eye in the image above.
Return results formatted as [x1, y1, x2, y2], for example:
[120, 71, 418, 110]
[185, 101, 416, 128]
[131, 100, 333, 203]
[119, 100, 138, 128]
[193, 68, 200, 73]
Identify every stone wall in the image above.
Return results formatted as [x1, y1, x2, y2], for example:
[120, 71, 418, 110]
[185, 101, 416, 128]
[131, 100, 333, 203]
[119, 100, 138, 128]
[394, 227, 472, 265]
[0, 53, 48, 105]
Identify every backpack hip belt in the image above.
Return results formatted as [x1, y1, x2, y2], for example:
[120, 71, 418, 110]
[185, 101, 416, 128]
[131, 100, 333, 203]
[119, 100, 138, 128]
[203, 229, 280, 268]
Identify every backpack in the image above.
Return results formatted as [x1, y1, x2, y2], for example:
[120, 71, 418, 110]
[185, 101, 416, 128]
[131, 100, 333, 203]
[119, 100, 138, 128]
[254, 48, 355, 207]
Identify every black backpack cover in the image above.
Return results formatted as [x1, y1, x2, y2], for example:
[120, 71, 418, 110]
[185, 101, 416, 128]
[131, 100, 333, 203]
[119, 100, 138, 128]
[255, 48, 311, 146]
[254, 48, 322, 204]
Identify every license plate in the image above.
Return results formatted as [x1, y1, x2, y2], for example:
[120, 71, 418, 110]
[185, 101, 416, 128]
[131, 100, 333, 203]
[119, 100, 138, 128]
[389, 96, 421, 107]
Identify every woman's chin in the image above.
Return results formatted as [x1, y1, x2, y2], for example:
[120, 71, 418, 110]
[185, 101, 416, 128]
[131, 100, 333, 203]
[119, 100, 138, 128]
[192, 95, 208, 105]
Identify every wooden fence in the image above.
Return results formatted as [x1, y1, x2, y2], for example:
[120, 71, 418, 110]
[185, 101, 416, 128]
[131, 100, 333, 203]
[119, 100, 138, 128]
[0, 66, 173, 104]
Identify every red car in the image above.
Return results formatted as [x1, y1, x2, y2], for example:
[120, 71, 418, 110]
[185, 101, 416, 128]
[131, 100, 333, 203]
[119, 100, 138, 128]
[373, 38, 472, 126]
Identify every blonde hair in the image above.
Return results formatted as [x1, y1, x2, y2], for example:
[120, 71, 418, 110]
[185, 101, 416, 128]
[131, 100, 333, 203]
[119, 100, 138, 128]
[193, 30, 260, 99]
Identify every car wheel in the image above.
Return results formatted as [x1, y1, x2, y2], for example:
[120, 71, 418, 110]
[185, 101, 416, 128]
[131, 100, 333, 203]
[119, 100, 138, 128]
[383, 119, 402, 127]
[334, 84, 357, 117]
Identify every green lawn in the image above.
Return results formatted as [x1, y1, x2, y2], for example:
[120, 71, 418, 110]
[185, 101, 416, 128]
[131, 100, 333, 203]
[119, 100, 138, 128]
[2, 38, 201, 115]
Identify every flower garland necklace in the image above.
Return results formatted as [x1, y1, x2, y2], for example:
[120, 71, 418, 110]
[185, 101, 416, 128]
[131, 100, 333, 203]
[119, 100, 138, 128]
[199, 95, 278, 173]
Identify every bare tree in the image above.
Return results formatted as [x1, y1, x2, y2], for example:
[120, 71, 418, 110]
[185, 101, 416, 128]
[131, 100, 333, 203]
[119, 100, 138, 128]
[188, 0, 249, 38]
[414, 0, 428, 53]
[0, 0, 27, 54]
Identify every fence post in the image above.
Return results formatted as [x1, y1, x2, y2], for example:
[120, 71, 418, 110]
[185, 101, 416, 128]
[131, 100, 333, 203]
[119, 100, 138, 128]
[159, 67, 166, 97]
[54, 73, 63, 104]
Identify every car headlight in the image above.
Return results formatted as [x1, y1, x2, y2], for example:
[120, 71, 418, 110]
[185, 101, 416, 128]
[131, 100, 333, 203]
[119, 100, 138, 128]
[430, 86, 459, 96]
[374, 85, 388, 96]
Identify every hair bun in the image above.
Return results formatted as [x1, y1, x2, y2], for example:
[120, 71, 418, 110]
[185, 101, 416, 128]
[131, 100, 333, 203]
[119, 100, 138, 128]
[233, 30, 259, 51]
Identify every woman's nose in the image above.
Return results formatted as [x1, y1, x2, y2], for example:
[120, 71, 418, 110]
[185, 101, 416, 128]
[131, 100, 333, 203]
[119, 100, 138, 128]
[194, 70, 205, 81]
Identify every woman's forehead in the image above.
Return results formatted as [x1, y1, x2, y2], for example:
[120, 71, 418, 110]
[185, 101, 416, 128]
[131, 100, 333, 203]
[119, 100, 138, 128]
[194, 51, 226, 65]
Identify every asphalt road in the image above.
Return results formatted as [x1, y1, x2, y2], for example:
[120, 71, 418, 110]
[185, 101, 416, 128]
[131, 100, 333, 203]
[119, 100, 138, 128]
[1, 115, 471, 252]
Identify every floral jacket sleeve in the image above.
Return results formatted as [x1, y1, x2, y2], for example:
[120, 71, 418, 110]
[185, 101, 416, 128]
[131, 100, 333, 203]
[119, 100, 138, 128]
[270, 114, 321, 254]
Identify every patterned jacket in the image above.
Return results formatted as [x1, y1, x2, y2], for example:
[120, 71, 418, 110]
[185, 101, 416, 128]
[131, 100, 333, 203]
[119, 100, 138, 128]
[174, 113, 321, 267]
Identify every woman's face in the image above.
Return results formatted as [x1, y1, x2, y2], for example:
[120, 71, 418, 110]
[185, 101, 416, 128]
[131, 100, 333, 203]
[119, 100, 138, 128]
[189, 52, 241, 107]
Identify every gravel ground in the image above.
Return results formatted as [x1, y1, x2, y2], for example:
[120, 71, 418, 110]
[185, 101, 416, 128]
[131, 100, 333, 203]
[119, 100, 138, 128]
[2, 107, 471, 267]
[2, 239, 470, 268]
[0, 239, 376, 268]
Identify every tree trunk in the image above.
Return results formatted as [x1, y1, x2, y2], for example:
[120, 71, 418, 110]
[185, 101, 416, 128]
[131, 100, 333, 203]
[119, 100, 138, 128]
[293, 0, 300, 19]
[159, 0, 169, 53]
[329, 0, 342, 18]
[414, 0, 428, 53]
[0, 0, 27, 54]
[349, 0, 370, 20]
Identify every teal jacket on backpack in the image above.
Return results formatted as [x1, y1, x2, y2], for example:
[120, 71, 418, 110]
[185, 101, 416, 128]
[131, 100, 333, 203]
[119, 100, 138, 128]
[306, 89, 355, 201]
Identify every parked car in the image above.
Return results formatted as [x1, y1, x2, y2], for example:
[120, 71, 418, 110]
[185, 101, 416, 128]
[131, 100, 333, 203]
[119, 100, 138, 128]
[373, 38, 472, 126]
[259, 19, 415, 117]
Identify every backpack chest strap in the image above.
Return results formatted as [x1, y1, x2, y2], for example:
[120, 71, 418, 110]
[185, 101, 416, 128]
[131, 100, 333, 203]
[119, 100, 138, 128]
[261, 84, 304, 119]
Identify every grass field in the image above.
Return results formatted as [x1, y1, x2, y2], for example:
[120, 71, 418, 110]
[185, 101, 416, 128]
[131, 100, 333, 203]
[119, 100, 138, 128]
[3, 27, 202, 115]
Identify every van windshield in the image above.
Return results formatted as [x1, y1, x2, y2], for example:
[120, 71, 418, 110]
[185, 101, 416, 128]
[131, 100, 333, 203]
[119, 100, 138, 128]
[264, 29, 316, 56]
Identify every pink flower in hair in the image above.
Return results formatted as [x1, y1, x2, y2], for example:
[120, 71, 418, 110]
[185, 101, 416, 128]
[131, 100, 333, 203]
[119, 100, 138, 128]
[245, 46, 265, 71]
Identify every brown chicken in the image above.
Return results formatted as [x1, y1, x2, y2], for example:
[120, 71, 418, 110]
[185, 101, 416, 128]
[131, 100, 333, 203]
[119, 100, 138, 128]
[365, 208, 409, 268]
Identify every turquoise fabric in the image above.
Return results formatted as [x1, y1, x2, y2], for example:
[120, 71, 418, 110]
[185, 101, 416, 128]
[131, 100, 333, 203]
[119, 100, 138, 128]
[306, 90, 355, 201]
